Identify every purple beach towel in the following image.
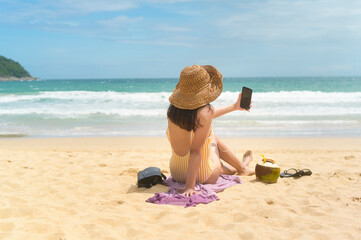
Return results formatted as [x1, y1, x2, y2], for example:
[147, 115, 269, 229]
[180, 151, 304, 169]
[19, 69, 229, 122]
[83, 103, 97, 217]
[146, 175, 242, 208]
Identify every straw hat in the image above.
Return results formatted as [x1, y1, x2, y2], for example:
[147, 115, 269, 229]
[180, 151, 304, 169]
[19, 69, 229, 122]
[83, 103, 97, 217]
[169, 64, 223, 110]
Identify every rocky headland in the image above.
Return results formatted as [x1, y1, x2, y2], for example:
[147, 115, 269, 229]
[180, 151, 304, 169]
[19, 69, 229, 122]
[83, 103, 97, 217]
[0, 55, 38, 81]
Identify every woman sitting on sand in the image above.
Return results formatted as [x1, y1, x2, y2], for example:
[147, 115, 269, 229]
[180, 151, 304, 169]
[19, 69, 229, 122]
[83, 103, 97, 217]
[167, 64, 255, 197]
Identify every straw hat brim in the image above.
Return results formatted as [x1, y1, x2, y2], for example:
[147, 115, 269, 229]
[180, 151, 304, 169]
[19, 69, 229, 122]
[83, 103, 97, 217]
[169, 65, 223, 110]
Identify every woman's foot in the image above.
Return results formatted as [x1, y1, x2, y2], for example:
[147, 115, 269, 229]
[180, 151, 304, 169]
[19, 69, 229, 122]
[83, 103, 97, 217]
[237, 150, 255, 176]
[242, 150, 253, 166]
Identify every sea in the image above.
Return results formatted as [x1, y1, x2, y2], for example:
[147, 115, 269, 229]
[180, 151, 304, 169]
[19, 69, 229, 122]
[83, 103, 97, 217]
[1, 77, 361, 138]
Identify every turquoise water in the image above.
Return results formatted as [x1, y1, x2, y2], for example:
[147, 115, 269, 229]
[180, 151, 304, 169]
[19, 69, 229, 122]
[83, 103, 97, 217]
[2, 77, 361, 93]
[1, 77, 361, 137]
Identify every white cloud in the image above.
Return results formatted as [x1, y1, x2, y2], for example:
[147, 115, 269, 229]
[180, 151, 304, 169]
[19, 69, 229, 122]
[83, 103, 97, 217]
[0, 0, 141, 36]
[143, 0, 196, 3]
[30, 20, 79, 27]
[98, 15, 143, 30]
[155, 23, 190, 32]
[59, 0, 137, 14]
[0, 0, 137, 22]
[121, 39, 197, 47]
[217, 0, 361, 41]
[3, 0, 361, 50]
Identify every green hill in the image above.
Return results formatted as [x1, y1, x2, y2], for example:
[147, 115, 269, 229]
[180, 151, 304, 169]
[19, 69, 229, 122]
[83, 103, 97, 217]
[0, 55, 33, 79]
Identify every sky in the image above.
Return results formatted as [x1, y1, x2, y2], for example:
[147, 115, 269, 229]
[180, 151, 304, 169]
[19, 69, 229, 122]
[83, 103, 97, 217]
[1, 0, 361, 79]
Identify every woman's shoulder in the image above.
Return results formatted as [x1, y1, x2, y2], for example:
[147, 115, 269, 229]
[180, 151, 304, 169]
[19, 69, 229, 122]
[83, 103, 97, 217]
[197, 105, 214, 121]
[168, 119, 190, 134]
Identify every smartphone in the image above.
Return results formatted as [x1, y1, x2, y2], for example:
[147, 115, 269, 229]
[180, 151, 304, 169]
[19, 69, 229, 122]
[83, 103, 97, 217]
[240, 86, 252, 110]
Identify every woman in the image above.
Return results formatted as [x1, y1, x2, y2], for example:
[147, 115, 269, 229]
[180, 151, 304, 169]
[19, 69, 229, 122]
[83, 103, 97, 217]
[167, 64, 255, 197]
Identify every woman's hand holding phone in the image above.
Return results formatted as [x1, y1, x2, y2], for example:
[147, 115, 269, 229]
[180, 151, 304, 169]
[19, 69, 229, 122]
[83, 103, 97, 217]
[214, 87, 252, 119]
[234, 92, 252, 111]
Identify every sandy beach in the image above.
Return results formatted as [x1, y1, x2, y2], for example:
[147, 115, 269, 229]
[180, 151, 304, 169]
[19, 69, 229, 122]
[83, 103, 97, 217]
[0, 137, 360, 240]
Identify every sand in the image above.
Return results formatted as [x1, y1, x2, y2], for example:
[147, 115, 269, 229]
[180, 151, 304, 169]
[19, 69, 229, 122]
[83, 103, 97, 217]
[0, 137, 360, 240]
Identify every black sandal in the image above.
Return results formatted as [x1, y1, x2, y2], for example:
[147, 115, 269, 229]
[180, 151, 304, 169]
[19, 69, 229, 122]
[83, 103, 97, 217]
[280, 168, 312, 178]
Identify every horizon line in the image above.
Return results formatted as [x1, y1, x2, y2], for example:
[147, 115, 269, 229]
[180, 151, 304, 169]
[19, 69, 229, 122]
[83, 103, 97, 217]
[37, 75, 361, 80]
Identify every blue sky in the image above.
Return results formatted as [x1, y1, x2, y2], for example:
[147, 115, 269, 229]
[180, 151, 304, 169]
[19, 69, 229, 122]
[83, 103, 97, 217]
[1, 0, 361, 79]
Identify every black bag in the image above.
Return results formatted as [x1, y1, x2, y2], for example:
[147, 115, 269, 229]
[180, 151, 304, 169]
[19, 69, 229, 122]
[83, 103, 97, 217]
[137, 167, 167, 188]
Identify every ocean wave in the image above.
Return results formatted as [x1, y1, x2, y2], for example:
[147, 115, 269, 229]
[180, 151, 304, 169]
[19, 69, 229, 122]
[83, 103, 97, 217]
[217, 91, 361, 104]
[0, 91, 171, 103]
[1, 90, 361, 104]
[0, 108, 167, 118]
[1, 90, 361, 119]
[1, 106, 360, 118]
[213, 119, 361, 126]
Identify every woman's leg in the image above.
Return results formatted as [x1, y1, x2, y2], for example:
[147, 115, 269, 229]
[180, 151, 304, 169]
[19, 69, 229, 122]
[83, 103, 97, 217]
[214, 135, 255, 176]
[205, 135, 255, 184]
[204, 135, 223, 184]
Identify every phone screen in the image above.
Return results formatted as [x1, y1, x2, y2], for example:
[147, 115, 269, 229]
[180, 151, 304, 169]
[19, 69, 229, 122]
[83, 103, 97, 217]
[240, 86, 252, 110]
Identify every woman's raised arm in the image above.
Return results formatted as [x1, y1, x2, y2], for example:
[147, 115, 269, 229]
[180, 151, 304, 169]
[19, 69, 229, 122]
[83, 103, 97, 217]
[213, 93, 250, 119]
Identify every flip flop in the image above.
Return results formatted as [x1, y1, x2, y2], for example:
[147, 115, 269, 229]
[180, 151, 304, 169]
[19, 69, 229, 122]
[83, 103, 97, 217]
[280, 168, 312, 178]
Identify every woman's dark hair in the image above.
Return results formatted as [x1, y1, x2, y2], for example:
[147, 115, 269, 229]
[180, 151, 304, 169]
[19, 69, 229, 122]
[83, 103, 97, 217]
[167, 104, 212, 131]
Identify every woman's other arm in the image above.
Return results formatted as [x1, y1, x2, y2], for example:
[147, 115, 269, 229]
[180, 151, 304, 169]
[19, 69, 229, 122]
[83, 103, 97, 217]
[183, 107, 213, 197]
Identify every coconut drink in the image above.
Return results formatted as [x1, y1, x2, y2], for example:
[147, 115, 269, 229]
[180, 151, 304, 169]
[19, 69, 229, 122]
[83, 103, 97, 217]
[255, 155, 280, 183]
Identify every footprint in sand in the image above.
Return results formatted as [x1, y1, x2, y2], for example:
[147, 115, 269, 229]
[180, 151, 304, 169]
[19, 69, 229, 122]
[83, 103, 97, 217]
[344, 155, 355, 160]
[66, 152, 77, 158]
[120, 168, 168, 176]
[126, 226, 141, 238]
[233, 213, 249, 222]
[300, 205, 326, 217]
[23, 222, 52, 234]
[45, 233, 66, 240]
[310, 223, 323, 230]
[239, 232, 255, 239]
[153, 210, 169, 221]
[329, 171, 354, 182]
[119, 168, 140, 176]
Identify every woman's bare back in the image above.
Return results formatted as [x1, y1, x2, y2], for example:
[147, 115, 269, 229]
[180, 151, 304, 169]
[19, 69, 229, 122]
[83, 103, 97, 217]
[167, 106, 213, 156]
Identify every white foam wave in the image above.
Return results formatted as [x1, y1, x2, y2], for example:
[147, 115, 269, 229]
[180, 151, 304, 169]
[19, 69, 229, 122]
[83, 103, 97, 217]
[215, 91, 361, 104]
[214, 119, 361, 126]
[1, 105, 360, 118]
[0, 108, 166, 118]
[0, 91, 171, 103]
[1, 90, 361, 119]
[1, 90, 361, 104]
